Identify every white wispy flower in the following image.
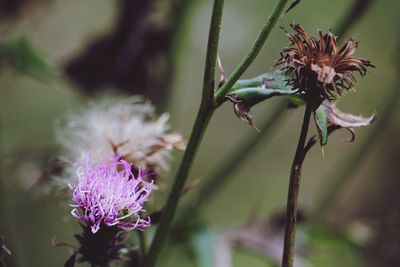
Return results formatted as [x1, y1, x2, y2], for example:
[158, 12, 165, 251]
[56, 97, 185, 185]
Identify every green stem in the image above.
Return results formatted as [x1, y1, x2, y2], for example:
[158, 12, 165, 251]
[281, 104, 312, 267]
[180, 101, 288, 218]
[143, 0, 224, 266]
[214, 0, 290, 105]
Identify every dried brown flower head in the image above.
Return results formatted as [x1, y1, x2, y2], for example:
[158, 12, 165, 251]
[276, 24, 374, 105]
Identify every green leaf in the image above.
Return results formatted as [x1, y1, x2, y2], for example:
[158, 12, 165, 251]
[229, 71, 296, 108]
[0, 36, 52, 80]
[302, 225, 362, 267]
[230, 87, 295, 108]
[314, 104, 328, 146]
[227, 71, 297, 128]
[231, 71, 293, 92]
[191, 230, 217, 267]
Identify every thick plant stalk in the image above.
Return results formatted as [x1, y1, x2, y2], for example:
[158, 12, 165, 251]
[281, 104, 312, 267]
[214, 0, 290, 105]
[142, 0, 224, 266]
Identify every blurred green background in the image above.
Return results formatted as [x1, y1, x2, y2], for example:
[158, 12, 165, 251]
[1, 0, 400, 266]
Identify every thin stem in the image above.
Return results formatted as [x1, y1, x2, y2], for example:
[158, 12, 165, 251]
[180, 101, 288, 218]
[214, 0, 290, 105]
[281, 104, 312, 267]
[143, 0, 224, 266]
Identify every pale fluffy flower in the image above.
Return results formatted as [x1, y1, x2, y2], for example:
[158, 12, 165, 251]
[56, 97, 184, 185]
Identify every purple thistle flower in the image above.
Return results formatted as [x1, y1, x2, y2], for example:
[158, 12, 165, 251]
[70, 153, 154, 233]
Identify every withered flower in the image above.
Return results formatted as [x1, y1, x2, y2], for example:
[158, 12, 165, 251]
[276, 24, 374, 105]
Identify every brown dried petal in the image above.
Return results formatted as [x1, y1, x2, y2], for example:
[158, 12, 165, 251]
[146, 134, 186, 157]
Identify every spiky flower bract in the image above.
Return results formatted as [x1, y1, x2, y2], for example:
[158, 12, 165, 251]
[56, 97, 184, 185]
[276, 24, 373, 105]
[70, 153, 154, 234]
[72, 224, 128, 267]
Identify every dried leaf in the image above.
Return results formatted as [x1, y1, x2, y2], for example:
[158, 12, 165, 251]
[323, 101, 376, 128]
[226, 95, 258, 130]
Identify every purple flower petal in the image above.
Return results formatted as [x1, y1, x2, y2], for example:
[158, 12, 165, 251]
[70, 153, 154, 233]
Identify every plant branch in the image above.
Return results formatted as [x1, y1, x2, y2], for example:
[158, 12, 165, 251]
[143, 1, 224, 266]
[281, 104, 312, 267]
[214, 0, 290, 105]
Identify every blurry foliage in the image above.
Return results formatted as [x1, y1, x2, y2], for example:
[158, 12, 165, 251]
[191, 229, 216, 267]
[183, 218, 363, 267]
[0, 0, 51, 21]
[0, 36, 52, 80]
[302, 225, 362, 267]
[64, 0, 197, 107]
